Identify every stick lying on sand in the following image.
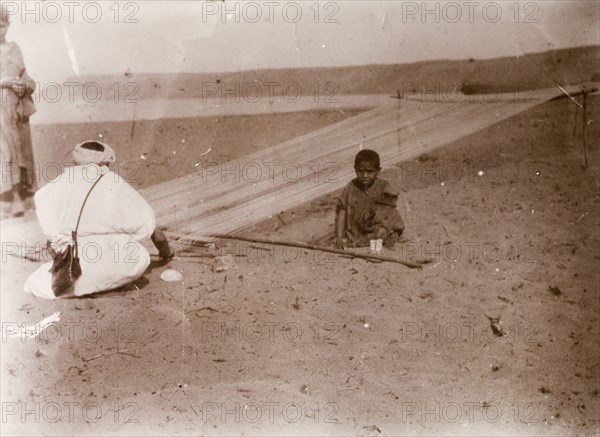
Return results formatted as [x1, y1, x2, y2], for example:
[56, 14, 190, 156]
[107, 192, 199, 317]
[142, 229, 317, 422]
[213, 234, 425, 269]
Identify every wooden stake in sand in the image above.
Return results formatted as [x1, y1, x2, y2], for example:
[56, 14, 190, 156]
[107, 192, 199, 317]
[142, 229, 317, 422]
[582, 90, 588, 169]
[130, 105, 137, 140]
[213, 234, 424, 269]
[556, 83, 590, 169]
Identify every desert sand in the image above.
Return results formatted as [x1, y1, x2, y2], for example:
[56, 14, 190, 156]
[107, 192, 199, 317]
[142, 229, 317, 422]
[1, 51, 599, 436]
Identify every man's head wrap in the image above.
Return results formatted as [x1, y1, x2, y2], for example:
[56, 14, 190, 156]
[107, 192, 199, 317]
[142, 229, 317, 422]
[72, 141, 116, 166]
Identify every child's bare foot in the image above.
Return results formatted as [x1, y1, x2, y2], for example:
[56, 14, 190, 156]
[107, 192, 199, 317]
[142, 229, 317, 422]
[334, 238, 346, 250]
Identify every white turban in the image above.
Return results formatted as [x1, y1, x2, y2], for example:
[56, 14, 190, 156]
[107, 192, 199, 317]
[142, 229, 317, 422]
[72, 141, 116, 166]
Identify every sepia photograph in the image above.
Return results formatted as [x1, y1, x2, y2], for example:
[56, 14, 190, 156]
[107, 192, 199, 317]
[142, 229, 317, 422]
[0, 1, 598, 435]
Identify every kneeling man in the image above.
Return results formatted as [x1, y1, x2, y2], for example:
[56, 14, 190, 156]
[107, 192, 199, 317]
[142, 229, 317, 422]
[25, 141, 173, 299]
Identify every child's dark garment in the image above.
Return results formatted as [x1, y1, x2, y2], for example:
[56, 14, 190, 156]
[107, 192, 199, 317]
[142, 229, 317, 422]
[337, 178, 404, 248]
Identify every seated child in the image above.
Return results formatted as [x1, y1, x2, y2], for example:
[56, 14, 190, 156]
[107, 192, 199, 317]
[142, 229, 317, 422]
[335, 149, 404, 251]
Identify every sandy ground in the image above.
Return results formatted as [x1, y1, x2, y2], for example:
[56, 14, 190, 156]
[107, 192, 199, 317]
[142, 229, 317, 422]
[1, 95, 599, 436]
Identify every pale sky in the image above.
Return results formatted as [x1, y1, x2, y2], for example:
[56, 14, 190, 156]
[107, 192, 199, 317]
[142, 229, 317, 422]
[3, 1, 599, 82]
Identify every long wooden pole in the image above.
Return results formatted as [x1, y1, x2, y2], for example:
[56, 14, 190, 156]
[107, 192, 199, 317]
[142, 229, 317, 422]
[213, 234, 424, 269]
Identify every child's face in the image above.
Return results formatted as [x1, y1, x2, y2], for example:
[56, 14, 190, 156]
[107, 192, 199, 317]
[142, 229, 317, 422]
[354, 161, 380, 188]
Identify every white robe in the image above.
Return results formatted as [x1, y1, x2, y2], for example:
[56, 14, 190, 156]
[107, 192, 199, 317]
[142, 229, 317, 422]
[24, 164, 156, 299]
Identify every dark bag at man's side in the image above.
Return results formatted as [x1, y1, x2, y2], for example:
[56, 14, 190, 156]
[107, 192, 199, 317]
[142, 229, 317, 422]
[47, 174, 105, 297]
[48, 232, 82, 297]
